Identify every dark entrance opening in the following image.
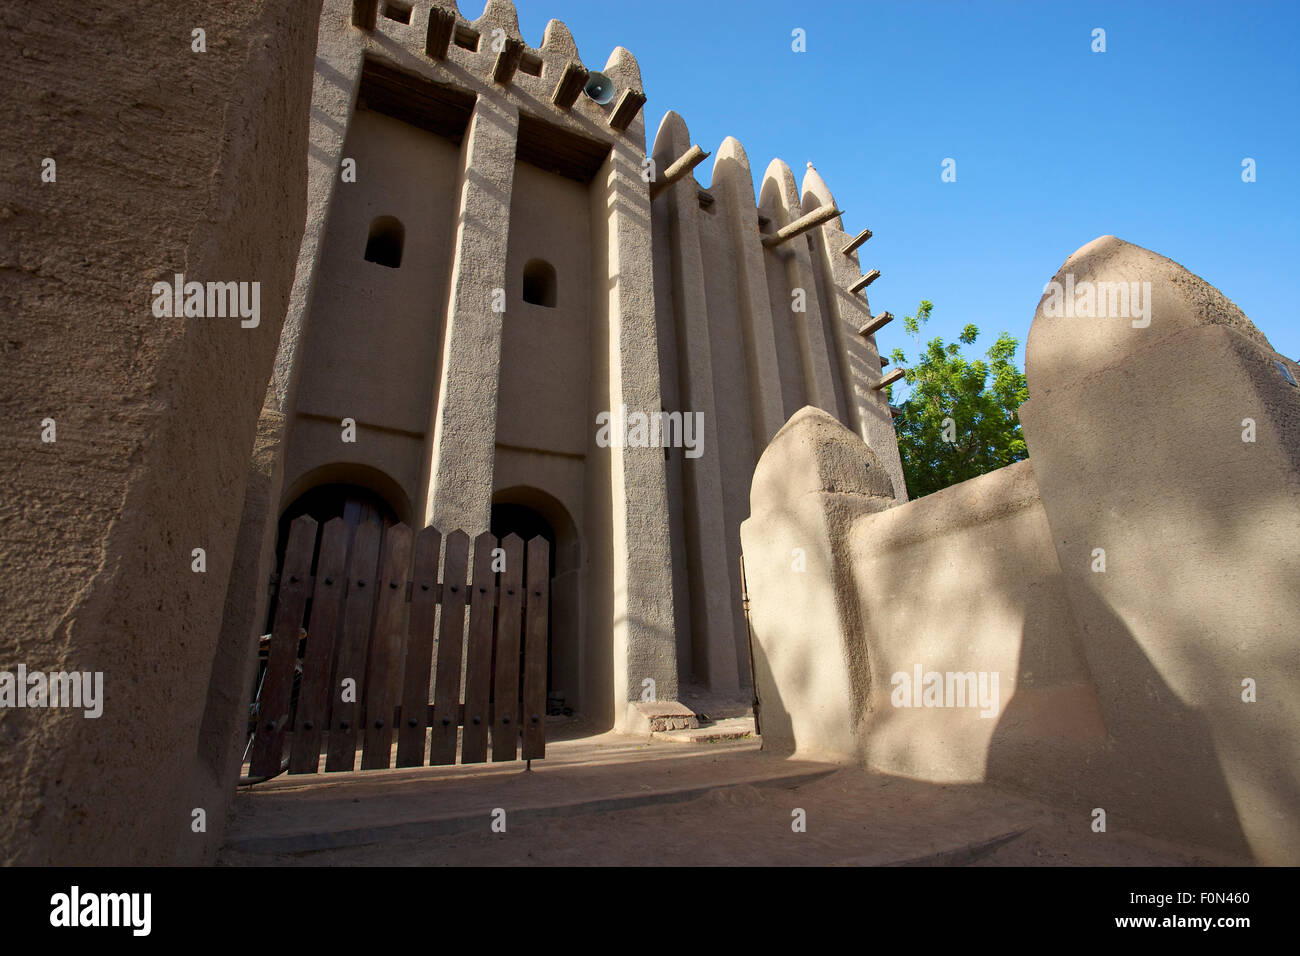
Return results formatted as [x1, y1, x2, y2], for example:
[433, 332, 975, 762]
[248, 484, 399, 765]
[267, 484, 398, 634]
[490, 503, 560, 713]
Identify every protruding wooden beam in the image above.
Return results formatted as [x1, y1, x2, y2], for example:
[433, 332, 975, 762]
[760, 204, 842, 248]
[849, 269, 881, 294]
[552, 60, 588, 110]
[889, 404, 903, 419]
[840, 227, 873, 256]
[352, 0, 378, 30]
[492, 36, 525, 85]
[880, 356, 889, 368]
[425, 7, 456, 59]
[858, 311, 893, 338]
[873, 368, 906, 391]
[608, 89, 647, 131]
[649, 144, 711, 200]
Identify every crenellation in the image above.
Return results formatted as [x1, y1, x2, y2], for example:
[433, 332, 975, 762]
[539, 19, 581, 60]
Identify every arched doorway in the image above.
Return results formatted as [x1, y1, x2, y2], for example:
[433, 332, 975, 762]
[247, 482, 401, 764]
[491, 489, 582, 717]
[266, 483, 398, 634]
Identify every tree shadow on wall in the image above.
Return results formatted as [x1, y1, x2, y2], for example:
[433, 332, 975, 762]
[985, 592, 1253, 860]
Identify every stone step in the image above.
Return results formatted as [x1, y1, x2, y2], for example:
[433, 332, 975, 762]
[629, 700, 699, 733]
[652, 716, 757, 744]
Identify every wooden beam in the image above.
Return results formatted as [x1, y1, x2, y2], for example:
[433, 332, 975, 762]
[880, 356, 889, 368]
[849, 269, 881, 294]
[761, 204, 842, 248]
[608, 88, 646, 131]
[492, 36, 525, 85]
[840, 227, 873, 256]
[425, 7, 455, 59]
[873, 367, 906, 391]
[516, 112, 611, 184]
[858, 311, 893, 337]
[889, 404, 903, 419]
[649, 144, 711, 200]
[357, 58, 476, 144]
[552, 60, 588, 110]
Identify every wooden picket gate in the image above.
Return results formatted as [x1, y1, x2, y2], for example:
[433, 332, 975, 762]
[247, 515, 549, 779]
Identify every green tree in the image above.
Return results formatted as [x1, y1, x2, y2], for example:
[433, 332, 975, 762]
[886, 300, 1028, 498]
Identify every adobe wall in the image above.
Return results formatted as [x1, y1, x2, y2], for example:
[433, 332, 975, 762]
[259, 1, 680, 732]
[847, 458, 1107, 787]
[741, 414, 1101, 783]
[742, 237, 1300, 863]
[495, 135, 591, 715]
[650, 113, 907, 699]
[0, 1, 319, 864]
[283, 107, 463, 517]
[1018, 236, 1300, 864]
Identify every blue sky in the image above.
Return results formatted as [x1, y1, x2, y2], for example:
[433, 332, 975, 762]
[505, 0, 1299, 388]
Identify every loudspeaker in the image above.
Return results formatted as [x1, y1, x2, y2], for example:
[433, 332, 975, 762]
[583, 71, 616, 105]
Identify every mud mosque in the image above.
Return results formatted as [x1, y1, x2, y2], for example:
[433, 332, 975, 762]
[267, 0, 907, 732]
[2, 0, 1296, 867]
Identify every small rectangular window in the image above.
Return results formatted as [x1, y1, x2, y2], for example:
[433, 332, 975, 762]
[522, 259, 557, 307]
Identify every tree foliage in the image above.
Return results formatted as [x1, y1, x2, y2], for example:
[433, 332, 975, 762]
[886, 300, 1028, 498]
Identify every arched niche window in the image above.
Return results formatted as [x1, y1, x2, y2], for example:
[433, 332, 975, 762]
[522, 258, 557, 307]
[364, 215, 404, 269]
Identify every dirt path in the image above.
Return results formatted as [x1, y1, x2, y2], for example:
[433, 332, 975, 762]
[220, 732, 1244, 866]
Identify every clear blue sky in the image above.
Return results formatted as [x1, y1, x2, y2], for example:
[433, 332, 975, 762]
[506, 0, 1300, 389]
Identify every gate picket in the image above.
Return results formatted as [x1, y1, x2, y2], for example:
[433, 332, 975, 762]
[361, 523, 413, 770]
[289, 517, 349, 774]
[460, 532, 499, 763]
[521, 536, 550, 760]
[491, 534, 524, 762]
[250, 515, 317, 779]
[396, 525, 441, 767]
[249, 518, 549, 783]
[324, 522, 382, 772]
[429, 530, 470, 765]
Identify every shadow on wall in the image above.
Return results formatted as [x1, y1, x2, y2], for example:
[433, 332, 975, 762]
[986, 596, 1252, 859]
[741, 235, 1299, 864]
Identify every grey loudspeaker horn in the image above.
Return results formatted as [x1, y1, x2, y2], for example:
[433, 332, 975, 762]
[583, 71, 616, 105]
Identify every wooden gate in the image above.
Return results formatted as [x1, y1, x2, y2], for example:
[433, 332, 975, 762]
[247, 515, 549, 779]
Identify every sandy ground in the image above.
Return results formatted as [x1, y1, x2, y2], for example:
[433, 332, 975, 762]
[219, 726, 1246, 867]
